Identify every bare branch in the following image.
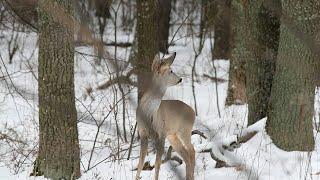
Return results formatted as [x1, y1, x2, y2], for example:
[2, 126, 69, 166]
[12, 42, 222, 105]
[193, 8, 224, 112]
[203, 74, 227, 83]
[191, 130, 207, 139]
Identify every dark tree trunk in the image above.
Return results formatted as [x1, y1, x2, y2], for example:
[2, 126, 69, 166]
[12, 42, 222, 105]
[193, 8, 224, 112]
[33, 0, 81, 179]
[245, 0, 280, 125]
[225, 0, 247, 106]
[199, 0, 216, 41]
[135, 0, 158, 101]
[157, 0, 171, 53]
[266, 0, 319, 151]
[93, 0, 112, 18]
[212, 0, 232, 60]
[2, 0, 38, 29]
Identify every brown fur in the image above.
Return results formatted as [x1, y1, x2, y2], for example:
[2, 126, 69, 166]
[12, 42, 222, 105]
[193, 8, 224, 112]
[136, 53, 196, 180]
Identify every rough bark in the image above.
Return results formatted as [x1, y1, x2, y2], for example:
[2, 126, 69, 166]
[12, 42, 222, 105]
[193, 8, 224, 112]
[225, 0, 247, 106]
[157, 0, 171, 54]
[135, 0, 158, 101]
[266, 0, 319, 151]
[245, 0, 280, 125]
[33, 0, 81, 179]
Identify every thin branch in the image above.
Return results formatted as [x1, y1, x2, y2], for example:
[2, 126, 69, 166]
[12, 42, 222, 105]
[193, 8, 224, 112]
[203, 74, 227, 83]
[127, 122, 137, 160]
[76, 41, 132, 48]
[191, 130, 207, 139]
[84, 73, 137, 100]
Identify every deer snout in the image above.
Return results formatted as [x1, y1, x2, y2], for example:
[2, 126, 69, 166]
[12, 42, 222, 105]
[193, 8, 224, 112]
[177, 78, 182, 84]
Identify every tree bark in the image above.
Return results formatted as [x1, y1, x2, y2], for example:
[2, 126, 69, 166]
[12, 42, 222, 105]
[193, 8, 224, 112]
[225, 0, 247, 106]
[33, 0, 81, 179]
[2, 0, 38, 29]
[200, 0, 213, 34]
[157, 0, 171, 54]
[245, 0, 280, 125]
[135, 0, 159, 101]
[212, 0, 232, 60]
[266, 0, 319, 151]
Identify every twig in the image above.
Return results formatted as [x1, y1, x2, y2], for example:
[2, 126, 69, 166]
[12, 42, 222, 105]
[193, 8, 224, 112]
[76, 41, 132, 48]
[87, 127, 100, 170]
[191, 130, 207, 139]
[203, 74, 227, 83]
[0, 132, 26, 145]
[127, 122, 137, 160]
[209, 33, 221, 118]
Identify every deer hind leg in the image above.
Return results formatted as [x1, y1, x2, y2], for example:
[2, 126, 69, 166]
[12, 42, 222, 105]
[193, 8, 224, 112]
[179, 131, 195, 180]
[167, 134, 192, 180]
[136, 129, 148, 180]
[154, 137, 164, 180]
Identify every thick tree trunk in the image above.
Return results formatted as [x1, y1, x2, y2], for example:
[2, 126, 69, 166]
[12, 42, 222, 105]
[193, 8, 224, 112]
[266, 0, 319, 151]
[157, 0, 171, 54]
[245, 0, 280, 125]
[135, 0, 158, 101]
[33, 0, 81, 179]
[225, 0, 247, 106]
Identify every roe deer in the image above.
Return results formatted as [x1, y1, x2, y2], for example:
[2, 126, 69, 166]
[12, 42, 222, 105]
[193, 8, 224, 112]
[135, 52, 195, 180]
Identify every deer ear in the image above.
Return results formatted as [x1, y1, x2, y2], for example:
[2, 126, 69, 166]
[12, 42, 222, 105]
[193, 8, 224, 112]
[151, 54, 161, 72]
[163, 52, 176, 66]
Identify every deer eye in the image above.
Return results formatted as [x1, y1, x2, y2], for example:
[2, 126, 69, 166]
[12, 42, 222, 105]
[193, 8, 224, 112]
[170, 70, 173, 73]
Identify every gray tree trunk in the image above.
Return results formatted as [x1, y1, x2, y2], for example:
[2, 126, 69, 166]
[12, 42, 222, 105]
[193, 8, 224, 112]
[135, 0, 158, 101]
[266, 0, 319, 151]
[33, 0, 81, 179]
[225, 0, 247, 106]
[245, 0, 280, 125]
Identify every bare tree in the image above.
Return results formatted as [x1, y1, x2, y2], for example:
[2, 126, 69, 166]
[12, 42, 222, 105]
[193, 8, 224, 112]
[157, 0, 172, 53]
[32, 0, 80, 179]
[212, 0, 232, 60]
[225, 0, 247, 106]
[266, 0, 319, 151]
[2, 0, 37, 30]
[135, 0, 159, 101]
[245, 0, 280, 125]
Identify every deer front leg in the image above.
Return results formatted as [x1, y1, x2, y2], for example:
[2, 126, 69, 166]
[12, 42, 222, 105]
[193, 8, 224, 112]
[136, 130, 148, 180]
[154, 137, 164, 180]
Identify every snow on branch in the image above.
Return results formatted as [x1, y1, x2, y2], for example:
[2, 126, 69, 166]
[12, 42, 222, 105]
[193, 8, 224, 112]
[198, 118, 267, 168]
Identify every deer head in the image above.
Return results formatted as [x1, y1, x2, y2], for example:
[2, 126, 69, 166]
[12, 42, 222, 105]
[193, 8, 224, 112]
[151, 52, 182, 88]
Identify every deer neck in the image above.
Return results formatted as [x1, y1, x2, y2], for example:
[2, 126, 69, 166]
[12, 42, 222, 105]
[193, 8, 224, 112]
[140, 83, 166, 118]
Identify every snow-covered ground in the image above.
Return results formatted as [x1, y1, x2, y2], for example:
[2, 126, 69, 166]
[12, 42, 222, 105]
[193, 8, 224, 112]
[1, 28, 320, 180]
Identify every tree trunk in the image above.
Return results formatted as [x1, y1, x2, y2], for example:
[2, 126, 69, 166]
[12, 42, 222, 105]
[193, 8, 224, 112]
[135, 0, 158, 101]
[130, 0, 170, 94]
[199, 0, 216, 42]
[225, 0, 247, 106]
[212, 0, 232, 60]
[266, 0, 319, 151]
[245, 0, 280, 125]
[33, 0, 81, 179]
[2, 0, 38, 29]
[157, 0, 171, 54]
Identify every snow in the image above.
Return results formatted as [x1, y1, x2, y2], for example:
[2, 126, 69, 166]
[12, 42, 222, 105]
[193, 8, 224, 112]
[1, 22, 320, 180]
